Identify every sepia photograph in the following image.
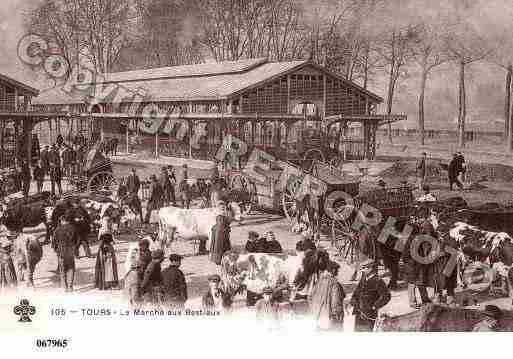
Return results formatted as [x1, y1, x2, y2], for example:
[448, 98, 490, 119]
[1, 0, 513, 355]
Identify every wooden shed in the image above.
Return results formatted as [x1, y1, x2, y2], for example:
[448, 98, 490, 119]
[32, 58, 405, 164]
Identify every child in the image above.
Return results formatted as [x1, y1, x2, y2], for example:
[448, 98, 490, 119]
[161, 254, 187, 308]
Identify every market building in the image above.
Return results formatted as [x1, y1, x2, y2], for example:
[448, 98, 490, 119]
[31, 57, 405, 165]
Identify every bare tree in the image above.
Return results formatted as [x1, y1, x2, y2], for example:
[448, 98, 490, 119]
[28, 0, 82, 77]
[411, 23, 449, 145]
[444, 21, 494, 147]
[377, 24, 420, 143]
[133, 0, 203, 67]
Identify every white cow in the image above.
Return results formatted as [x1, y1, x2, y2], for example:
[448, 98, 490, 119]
[157, 203, 242, 253]
[449, 222, 512, 258]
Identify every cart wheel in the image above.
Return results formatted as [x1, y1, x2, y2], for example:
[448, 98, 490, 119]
[229, 174, 257, 214]
[329, 156, 341, 168]
[303, 149, 325, 172]
[87, 171, 118, 193]
[281, 176, 302, 223]
[331, 205, 359, 264]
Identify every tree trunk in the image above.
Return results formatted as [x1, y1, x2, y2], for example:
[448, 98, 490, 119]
[418, 64, 428, 146]
[458, 60, 466, 148]
[363, 41, 370, 90]
[505, 64, 512, 141]
[386, 62, 396, 144]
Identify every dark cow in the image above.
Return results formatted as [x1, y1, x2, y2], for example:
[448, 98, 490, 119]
[0, 191, 54, 243]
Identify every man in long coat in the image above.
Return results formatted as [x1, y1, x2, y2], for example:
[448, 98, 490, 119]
[53, 212, 80, 292]
[209, 202, 231, 265]
[161, 254, 187, 308]
[0, 238, 17, 290]
[144, 175, 163, 224]
[159, 166, 173, 206]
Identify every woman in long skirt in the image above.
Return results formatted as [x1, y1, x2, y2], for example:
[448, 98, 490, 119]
[0, 239, 18, 290]
[94, 233, 119, 290]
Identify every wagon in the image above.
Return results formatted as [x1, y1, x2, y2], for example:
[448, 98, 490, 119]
[331, 183, 414, 263]
[68, 143, 117, 193]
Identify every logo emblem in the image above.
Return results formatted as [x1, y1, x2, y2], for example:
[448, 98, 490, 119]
[13, 299, 36, 322]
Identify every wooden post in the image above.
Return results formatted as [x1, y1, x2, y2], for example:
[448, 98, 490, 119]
[26, 117, 32, 166]
[188, 120, 193, 159]
[126, 120, 129, 154]
[287, 75, 291, 113]
[155, 129, 159, 159]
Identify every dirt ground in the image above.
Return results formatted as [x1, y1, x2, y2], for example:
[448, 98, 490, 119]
[7, 156, 513, 329]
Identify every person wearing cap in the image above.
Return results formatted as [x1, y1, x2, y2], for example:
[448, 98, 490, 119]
[472, 305, 503, 332]
[162, 254, 188, 308]
[144, 174, 164, 224]
[202, 274, 232, 311]
[448, 153, 463, 191]
[245, 231, 266, 253]
[350, 258, 391, 331]
[140, 249, 165, 305]
[53, 212, 80, 292]
[416, 152, 427, 191]
[309, 260, 345, 331]
[159, 166, 173, 207]
[40, 145, 50, 176]
[94, 233, 119, 290]
[255, 286, 280, 322]
[20, 160, 31, 198]
[69, 198, 93, 258]
[33, 159, 45, 194]
[0, 237, 17, 290]
[209, 206, 232, 265]
[177, 177, 191, 209]
[264, 231, 283, 254]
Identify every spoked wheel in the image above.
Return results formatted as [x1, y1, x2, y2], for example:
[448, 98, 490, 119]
[281, 176, 302, 224]
[303, 149, 325, 172]
[331, 205, 359, 264]
[230, 173, 257, 215]
[329, 156, 342, 168]
[87, 171, 118, 193]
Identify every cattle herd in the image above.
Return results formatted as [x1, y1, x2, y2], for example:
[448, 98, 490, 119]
[2, 177, 513, 332]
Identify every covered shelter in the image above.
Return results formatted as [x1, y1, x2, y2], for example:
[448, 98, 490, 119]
[0, 73, 39, 167]
[32, 58, 406, 164]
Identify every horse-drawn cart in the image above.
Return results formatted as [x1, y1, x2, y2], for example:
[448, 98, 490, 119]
[331, 184, 415, 263]
[68, 143, 117, 193]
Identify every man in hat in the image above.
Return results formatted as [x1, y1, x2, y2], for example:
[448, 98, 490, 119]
[309, 260, 345, 331]
[159, 166, 173, 206]
[140, 249, 165, 305]
[53, 212, 80, 292]
[350, 258, 391, 331]
[177, 177, 191, 209]
[245, 231, 266, 253]
[49, 147, 63, 197]
[448, 153, 464, 190]
[202, 274, 232, 311]
[416, 152, 427, 190]
[69, 198, 93, 258]
[20, 160, 31, 198]
[144, 174, 163, 224]
[473, 305, 503, 332]
[33, 160, 45, 194]
[209, 201, 231, 265]
[162, 253, 188, 308]
[40, 145, 50, 176]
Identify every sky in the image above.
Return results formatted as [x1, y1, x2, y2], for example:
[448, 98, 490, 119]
[2, 0, 513, 130]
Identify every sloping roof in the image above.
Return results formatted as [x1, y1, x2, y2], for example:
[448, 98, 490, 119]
[0, 73, 39, 96]
[33, 58, 383, 105]
[99, 58, 268, 83]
